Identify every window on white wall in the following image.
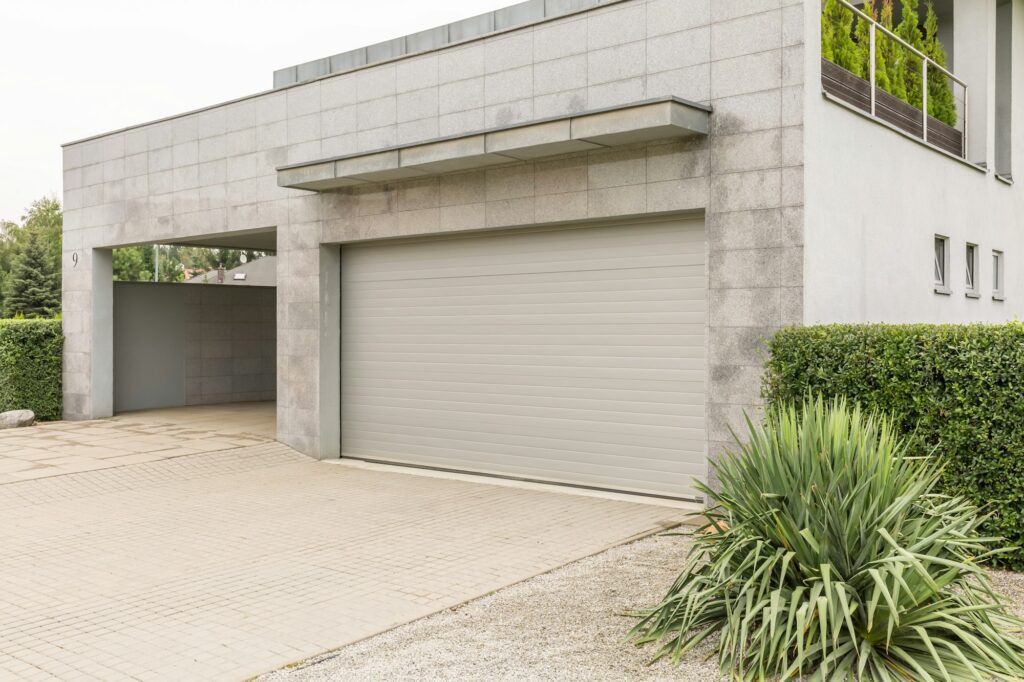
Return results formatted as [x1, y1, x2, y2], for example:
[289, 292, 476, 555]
[965, 243, 979, 297]
[934, 235, 950, 294]
[996, 0, 1013, 179]
[993, 250, 1005, 300]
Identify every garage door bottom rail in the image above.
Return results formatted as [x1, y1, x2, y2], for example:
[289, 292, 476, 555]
[340, 455, 703, 504]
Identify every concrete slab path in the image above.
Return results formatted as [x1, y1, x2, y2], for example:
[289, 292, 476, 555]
[0, 405, 691, 681]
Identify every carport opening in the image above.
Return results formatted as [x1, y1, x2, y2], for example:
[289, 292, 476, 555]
[110, 229, 276, 417]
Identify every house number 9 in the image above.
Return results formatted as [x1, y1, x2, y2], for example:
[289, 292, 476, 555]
[71, 252, 78, 268]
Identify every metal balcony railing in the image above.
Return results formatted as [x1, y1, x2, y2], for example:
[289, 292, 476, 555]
[824, 0, 969, 159]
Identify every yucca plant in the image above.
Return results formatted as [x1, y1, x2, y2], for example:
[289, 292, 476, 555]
[631, 397, 1024, 681]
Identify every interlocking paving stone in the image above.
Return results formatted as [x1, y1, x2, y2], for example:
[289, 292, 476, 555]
[0, 403, 274, 484]
[0, 409, 689, 681]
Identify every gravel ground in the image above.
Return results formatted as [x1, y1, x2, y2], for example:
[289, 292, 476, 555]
[258, 532, 723, 682]
[258, 533, 1024, 682]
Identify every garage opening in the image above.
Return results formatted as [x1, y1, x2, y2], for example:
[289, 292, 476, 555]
[111, 229, 276, 415]
[340, 218, 707, 500]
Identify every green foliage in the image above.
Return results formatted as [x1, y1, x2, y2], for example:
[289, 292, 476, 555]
[925, 1, 957, 126]
[631, 397, 1024, 681]
[822, 0, 864, 76]
[113, 246, 154, 283]
[22, 197, 63, 274]
[0, 319, 63, 420]
[2, 229, 60, 319]
[111, 245, 270, 283]
[0, 197, 62, 316]
[763, 323, 1024, 570]
[856, 1, 891, 92]
[823, 0, 958, 127]
[879, 0, 908, 100]
[896, 0, 926, 108]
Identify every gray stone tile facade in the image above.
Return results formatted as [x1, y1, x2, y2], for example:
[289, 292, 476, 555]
[62, 0, 806, 484]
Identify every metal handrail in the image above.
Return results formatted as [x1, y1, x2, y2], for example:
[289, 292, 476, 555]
[834, 0, 969, 159]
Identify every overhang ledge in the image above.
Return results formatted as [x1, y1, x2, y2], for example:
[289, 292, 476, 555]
[277, 97, 711, 192]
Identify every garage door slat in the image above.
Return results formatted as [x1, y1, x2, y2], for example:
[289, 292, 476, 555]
[341, 218, 707, 499]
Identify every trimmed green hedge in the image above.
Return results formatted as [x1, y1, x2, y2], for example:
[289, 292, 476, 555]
[0, 319, 63, 421]
[763, 323, 1024, 568]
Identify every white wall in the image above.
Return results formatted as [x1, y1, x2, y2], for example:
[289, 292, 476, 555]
[803, 0, 1024, 324]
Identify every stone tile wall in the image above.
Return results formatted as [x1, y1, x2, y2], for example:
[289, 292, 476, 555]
[63, 0, 806, 476]
[184, 285, 276, 406]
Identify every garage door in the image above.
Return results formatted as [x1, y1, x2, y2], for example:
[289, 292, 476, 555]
[340, 219, 706, 499]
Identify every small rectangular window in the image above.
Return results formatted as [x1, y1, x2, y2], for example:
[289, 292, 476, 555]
[993, 250, 1005, 300]
[934, 235, 950, 294]
[966, 243, 979, 297]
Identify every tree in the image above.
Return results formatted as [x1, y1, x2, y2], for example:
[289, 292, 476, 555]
[111, 245, 271, 283]
[0, 197, 62, 316]
[855, 0, 891, 92]
[113, 246, 153, 282]
[924, 1, 957, 126]
[895, 0, 926, 108]
[872, 0, 905, 99]
[21, 197, 62, 275]
[0, 220, 19, 313]
[2, 230, 60, 318]
[822, 0, 864, 76]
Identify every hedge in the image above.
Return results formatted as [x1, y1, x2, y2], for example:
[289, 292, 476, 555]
[763, 323, 1024, 569]
[0, 319, 63, 421]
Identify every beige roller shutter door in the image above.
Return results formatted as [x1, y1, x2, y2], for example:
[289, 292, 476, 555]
[340, 218, 706, 499]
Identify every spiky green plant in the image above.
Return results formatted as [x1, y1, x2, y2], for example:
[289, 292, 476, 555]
[631, 397, 1024, 681]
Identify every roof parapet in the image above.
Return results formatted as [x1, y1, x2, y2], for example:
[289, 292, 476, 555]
[273, 0, 617, 89]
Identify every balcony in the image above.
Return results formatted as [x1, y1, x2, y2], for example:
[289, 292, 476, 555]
[821, 0, 968, 160]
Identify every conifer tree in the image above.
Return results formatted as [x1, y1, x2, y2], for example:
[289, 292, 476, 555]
[856, 0, 891, 92]
[822, 0, 864, 76]
[924, 1, 957, 125]
[822, 0, 837, 63]
[2, 230, 59, 319]
[880, 0, 907, 99]
[896, 0, 925, 108]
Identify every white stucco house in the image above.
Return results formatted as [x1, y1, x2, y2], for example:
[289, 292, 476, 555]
[61, 0, 1024, 501]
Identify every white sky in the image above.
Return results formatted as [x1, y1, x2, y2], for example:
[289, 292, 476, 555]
[0, 0, 514, 223]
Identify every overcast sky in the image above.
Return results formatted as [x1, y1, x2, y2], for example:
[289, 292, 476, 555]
[0, 0, 513, 223]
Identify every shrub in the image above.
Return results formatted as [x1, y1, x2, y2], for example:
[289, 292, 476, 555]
[631, 397, 1024, 680]
[763, 323, 1024, 569]
[0, 319, 63, 420]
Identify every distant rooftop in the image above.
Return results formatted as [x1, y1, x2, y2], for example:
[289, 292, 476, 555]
[186, 256, 277, 287]
[273, 0, 619, 89]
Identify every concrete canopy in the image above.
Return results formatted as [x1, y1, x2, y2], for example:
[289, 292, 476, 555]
[276, 98, 711, 192]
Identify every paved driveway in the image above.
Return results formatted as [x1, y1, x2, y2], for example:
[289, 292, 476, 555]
[0, 405, 691, 681]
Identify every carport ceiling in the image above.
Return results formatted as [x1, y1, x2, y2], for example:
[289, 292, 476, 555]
[166, 227, 277, 251]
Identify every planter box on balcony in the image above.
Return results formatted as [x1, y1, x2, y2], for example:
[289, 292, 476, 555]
[821, 57, 964, 158]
